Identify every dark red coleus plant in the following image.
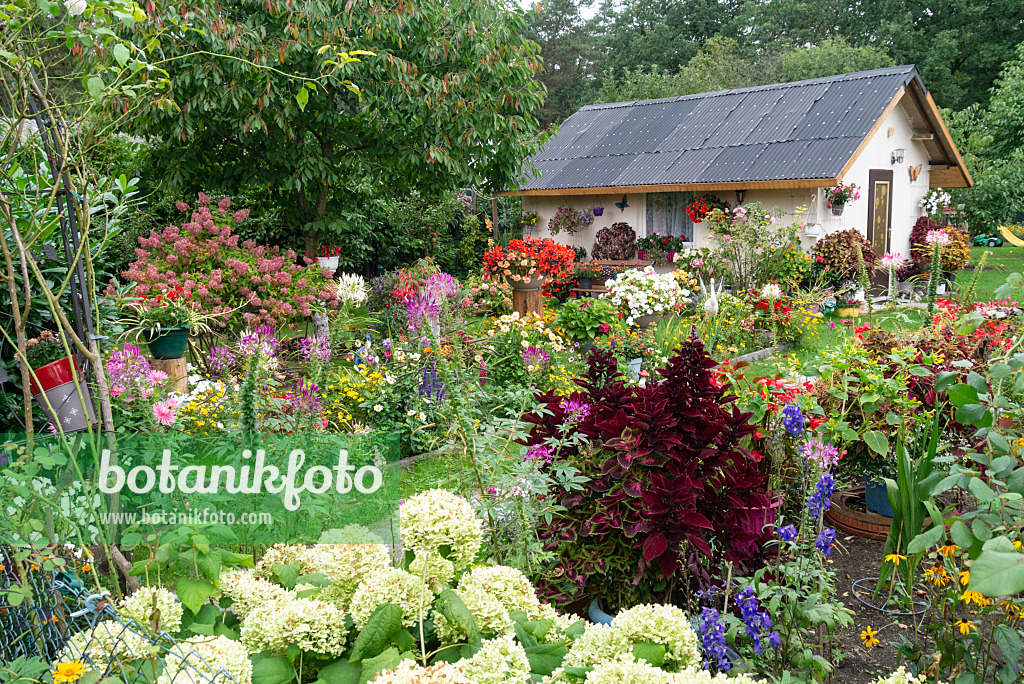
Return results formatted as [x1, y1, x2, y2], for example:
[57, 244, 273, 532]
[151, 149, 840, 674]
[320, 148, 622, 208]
[525, 339, 773, 609]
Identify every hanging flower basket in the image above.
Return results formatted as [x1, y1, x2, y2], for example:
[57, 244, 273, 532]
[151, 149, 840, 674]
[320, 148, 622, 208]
[830, 201, 845, 216]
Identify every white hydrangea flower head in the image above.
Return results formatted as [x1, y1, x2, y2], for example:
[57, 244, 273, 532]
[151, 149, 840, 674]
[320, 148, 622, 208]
[349, 568, 434, 629]
[434, 565, 547, 643]
[399, 489, 482, 570]
[58, 620, 154, 673]
[409, 551, 456, 592]
[119, 586, 183, 634]
[458, 634, 531, 684]
[254, 544, 320, 577]
[157, 635, 253, 684]
[240, 597, 347, 656]
[871, 667, 930, 684]
[370, 661, 471, 684]
[582, 655, 670, 684]
[219, 568, 292, 618]
[610, 604, 701, 670]
[557, 623, 631, 672]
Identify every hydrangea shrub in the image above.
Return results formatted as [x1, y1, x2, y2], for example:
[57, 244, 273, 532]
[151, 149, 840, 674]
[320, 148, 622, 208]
[119, 193, 340, 329]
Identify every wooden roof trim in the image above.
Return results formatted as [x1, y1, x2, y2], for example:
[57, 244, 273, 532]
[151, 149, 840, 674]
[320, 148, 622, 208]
[836, 86, 905, 180]
[500, 178, 839, 197]
[919, 89, 973, 188]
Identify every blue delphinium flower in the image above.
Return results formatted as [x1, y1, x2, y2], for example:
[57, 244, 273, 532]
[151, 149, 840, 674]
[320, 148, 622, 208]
[815, 528, 837, 556]
[778, 524, 798, 542]
[781, 403, 805, 436]
[807, 472, 836, 519]
[736, 586, 779, 656]
[698, 607, 731, 672]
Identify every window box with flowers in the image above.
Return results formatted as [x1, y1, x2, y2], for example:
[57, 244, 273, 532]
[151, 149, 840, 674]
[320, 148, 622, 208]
[482, 237, 577, 291]
[824, 182, 861, 215]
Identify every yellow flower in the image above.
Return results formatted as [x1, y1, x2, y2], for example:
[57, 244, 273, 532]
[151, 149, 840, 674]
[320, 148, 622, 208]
[860, 626, 880, 648]
[937, 543, 960, 557]
[959, 570, 970, 586]
[52, 662, 86, 684]
[885, 553, 908, 567]
[923, 565, 949, 587]
[955, 620, 977, 635]
[961, 590, 990, 607]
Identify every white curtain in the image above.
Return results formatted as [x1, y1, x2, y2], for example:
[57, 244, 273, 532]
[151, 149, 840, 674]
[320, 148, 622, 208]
[645, 192, 694, 241]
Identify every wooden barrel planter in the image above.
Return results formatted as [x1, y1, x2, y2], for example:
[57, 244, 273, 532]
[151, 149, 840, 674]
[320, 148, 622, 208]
[824, 486, 891, 541]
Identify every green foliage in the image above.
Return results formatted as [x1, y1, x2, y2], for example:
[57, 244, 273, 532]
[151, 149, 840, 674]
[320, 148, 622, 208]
[554, 298, 618, 340]
[126, 0, 548, 248]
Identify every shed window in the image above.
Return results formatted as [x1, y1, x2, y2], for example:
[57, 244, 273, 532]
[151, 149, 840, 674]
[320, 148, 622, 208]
[645, 192, 694, 242]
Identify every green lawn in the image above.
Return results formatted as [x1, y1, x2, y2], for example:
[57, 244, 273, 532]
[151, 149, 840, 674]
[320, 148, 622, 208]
[960, 245, 1024, 301]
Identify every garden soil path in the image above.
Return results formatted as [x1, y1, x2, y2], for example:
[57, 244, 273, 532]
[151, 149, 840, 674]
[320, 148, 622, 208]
[831, 535, 910, 683]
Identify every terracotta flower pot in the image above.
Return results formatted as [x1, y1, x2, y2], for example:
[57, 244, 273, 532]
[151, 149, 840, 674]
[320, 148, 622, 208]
[824, 486, 891, 541]
[28, 357, 97, 433]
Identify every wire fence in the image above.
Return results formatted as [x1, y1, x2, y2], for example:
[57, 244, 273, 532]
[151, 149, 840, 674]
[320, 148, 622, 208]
[1, 542, 244, 684]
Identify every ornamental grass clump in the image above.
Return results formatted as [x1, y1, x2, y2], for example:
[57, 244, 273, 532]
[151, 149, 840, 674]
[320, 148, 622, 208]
[120, 193, 340, 329]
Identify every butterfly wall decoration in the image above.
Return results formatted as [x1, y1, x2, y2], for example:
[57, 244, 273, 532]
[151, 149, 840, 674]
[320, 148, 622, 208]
[615, 195, 629, 211]
[908, 164, 922, 182]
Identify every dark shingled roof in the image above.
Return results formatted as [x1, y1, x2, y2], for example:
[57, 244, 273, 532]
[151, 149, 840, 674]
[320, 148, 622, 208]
[521, 66, 923, 192]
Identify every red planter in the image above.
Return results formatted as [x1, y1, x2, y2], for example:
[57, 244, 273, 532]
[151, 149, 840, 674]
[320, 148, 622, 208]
[736, 492, 783, 554]
[28, 357, 97, 433]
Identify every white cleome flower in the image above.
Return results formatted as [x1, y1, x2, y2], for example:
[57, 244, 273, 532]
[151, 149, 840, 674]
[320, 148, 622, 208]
[337, 273, 368, 307]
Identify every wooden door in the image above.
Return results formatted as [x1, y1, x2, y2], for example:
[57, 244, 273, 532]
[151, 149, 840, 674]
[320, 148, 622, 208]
[866, 170, 893, 257]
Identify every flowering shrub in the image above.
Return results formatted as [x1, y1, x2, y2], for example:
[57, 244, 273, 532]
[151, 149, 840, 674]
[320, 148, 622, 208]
[603, 266, 688, 324]
[590, 222, 637, 260]
[158, 636, 252, 684]
[705, 203, 801, 291]
[119, 194, 339, 329]
[547, 206, 594, 235]
[482, 237, 576, 282]
[485, 312, 577, 391]
[526, 343, 772, 608]
[823, 181, 861, 209]
[463, 274, 512, 316]
[920, 187, 952, 218]
[811, 228, 878, 285]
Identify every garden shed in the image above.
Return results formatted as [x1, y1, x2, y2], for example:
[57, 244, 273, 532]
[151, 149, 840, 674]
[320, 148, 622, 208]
[507, 65, 972, 259]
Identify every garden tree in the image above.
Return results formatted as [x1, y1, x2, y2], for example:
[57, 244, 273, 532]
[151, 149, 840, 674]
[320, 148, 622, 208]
[729, 0, 862, 50]
[525, 0, 597, 127]
[125, 0, 548, 251]
[591, 0, 739, 78]
[859, 0, 1024, 110]
[943, 46, 1024, 231]
[779, 37, 894, 82]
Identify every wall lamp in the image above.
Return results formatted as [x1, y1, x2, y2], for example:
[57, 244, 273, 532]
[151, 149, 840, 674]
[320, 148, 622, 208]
[891, 148, 906, 165]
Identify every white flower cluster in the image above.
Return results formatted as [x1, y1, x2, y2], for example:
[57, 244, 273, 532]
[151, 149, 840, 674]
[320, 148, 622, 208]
[158, 635, 252, 684]
[759, 283, 783, 300]
[434, 565, 549, 643]
[349, 568, 434, 629]
[254, 544, 319, 576]
[338, 273, 368, 307]
[399, 490, 482, 570]
[490, 312, 567, 353]
[58, 620, 153, 673]
[409, 551, 456, 592]
[371, 661, 471, 684]
[219, 569, 291, 618]
[240, 597, 347, 656]
[871, 667, 931, 684]
[603, 267, 688, 325]
[584, 656, 766, 684]
[458, 634, 531, 684]
[558, 604, 700, 675]
[119, 586, 184, 634]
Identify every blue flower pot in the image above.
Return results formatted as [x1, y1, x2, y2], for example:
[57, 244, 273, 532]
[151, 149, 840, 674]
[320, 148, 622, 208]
[864, 477, 894, 517]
